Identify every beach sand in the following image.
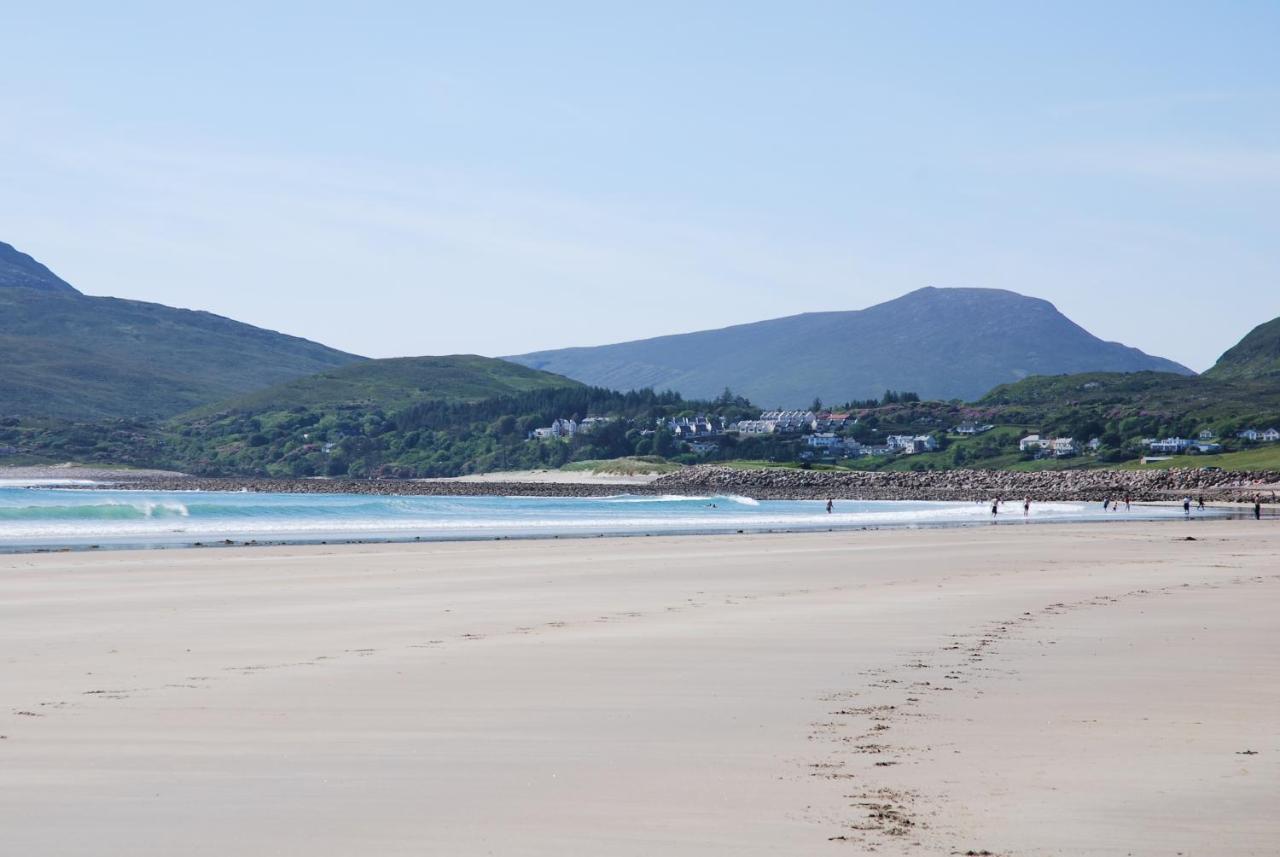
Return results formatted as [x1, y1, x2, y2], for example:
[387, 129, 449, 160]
[418, 468, 667, 485]
[1, 522, 1276, 855]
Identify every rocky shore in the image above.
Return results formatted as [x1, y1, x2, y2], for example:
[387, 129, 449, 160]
[650, 466, 1280, 502]
[89, 476, 646, 498]
[87, 465, 1280, 503]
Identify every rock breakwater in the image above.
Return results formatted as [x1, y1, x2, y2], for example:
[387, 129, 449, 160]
[650, 466, 1280, 503]
[89, 466, 1280, 503]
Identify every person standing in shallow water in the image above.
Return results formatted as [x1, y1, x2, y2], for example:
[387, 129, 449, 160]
[1023, 497, 1031, 516]
[1183, 496, 1192, 516]
[826, 499, 833, 514]
[991, 497, 999, 517]
[1255, 497, 1263, 520]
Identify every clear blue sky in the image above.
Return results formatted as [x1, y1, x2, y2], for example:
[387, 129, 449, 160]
[2, 2, 1277, 371]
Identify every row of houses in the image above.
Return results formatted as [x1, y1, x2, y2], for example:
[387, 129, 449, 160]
[1238, 428, 1280, 442]
[736, 410, 853, 435]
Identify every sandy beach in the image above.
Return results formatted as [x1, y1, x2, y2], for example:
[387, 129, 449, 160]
[2, 521, 1276, 855]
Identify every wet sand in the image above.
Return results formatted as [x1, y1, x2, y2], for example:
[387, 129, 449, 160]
[1, 521, 1276, 855]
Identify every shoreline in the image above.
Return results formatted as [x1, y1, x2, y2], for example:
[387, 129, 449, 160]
[50, 463, 1280, 504]
[3, 523, 1276, 855]
[1, 504, 1256, 556]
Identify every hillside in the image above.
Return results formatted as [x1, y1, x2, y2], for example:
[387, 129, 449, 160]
[979, 370, 1280, 432]
[1203, 315, 1280, 382]
[0, 241, 77, 293]
[0, 241, 362, 419]
[508, 287, 1192, 405]
[189, 355, 585, 417]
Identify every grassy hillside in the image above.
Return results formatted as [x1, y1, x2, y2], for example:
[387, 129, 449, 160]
[1, 284, 361, 420]
[1203, 316, 1280, 382]
[186, 355, 583, 418]
[979, 371, 1280, 426]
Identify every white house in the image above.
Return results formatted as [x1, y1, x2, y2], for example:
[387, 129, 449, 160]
[1264, 428, 1280, 442]
[532, 418, 578, 440]
[1051, 437, 1079, 458]
[806, 432, 843, 450]
[887, 434, 917, 451]
[1238, 428, 1261, 442]
[1087, 437, 1102, 452]
[1193, 441, 1223, 454]
[1019, 434, 1043, 453]
[1149, 437, 1192, 454]
[955, 422, 994, 436]
[1198, 429, 1216, 440]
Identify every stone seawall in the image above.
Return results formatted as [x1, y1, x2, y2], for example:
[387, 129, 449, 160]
[91, 467, 1280, 503]
[650, 466, 1280, 502]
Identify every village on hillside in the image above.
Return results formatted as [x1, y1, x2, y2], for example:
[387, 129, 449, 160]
[527, 407, 1280, 466]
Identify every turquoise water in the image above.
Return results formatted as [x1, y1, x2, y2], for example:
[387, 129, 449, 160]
[0, 480, 1224, 550]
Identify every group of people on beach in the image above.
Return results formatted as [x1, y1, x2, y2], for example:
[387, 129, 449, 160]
[823, 494, 1265, 520]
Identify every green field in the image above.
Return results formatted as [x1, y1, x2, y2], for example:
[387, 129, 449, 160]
[1117, 445, 1280, 472]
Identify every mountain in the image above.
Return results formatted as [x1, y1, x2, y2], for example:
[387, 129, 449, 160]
[0, 240, 362, 420]
[508, 287, 1194, 406]
[188, 355, 584, 418]
[1203, 316, 1280, 382]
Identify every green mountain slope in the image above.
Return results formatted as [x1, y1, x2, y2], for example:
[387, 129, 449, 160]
[189, 355, 584, 418]
[1203, 316, 1280, 382]
[0, 241, 362, 419]
[508, 287, 1193, 405]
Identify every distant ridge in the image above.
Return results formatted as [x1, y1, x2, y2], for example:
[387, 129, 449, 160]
[0, 240, 363, 419]
[508, 287, 1194, 405]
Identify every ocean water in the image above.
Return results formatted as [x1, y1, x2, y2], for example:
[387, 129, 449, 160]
[0, 482, 1225, 551]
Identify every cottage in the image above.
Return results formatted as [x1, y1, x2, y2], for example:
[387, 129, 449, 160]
[1019, 434, 1043, 453]
[954, 422, 994, 436]
[1237, 428, 1261, 442]
[1198, 429, 1216, 440]
[1264, 428, 1280, 442]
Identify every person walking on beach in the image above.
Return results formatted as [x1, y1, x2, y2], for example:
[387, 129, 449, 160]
[826, 499, 833, 514]
[1183, 496, 1192, 516]
[991, 497, 999, 517]
[1255, 496, 1263, 520]
[1103, 497, 1110, 512]
[1023, 497, 1031, 516]
[1124, 494, 1131, 511]
[1197, 495, 1206, 511]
